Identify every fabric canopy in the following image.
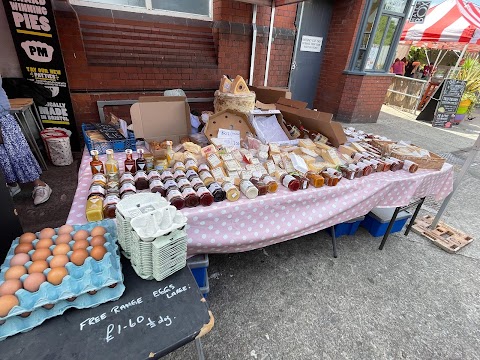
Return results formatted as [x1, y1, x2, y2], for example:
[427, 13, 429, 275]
[401, 0, 480, 50]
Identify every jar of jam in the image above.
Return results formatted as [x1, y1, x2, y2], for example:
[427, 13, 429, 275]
[144, 153, 154, 173]
[120, 182, 136, 198]
[134, 171, 149, 190]
[199, 171, 215, 187]
[357, 162, 373, 176]
[259, 175, 278, 193]
[173, 170, 187, 181]
[173, 161, 186, 173]
[292, 174, 309, 190]
[222, 182, 240, 202]
[120, 172, 135, 186]
[402, 160, 418, 173]
[88, 184, 106, 199]
[370, 159, 385, 172]
[208, 182, 226, 202]
[160, 170, 174, 181]
[250, 178, 268, 196]
[182, 186, 199, 208]
[185, 159, 198, 172]
[198, 163, 210, 173]
[92, 173, 107, 187]
[306, 172, 325, 188]
[280, 174, 300, 191]
[149, 179, 165, 196]
[106, 179, 120, 195]
[190, 177, 205, 191]
[166, 188, 185, 210]
[390, 157, 405, 170]
[339, 166, 355, 180]
[240, 179, 259, 199]
[147, 170, 160, 182]
[321, 170, 340, 186]
[185, 169, 199, 181]
[103, 194, 120, 219]
[164, 179, 179, 193]
[384, 158, 400, 172]
[196, 186, 214, 206]
[177, 178, 191, 192]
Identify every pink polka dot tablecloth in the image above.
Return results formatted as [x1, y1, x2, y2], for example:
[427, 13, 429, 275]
[68, 147, 454, 256]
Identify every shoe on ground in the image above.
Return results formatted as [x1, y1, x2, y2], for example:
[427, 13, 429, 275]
[9, 184, 21, 197]
[32, 184, 52, 205]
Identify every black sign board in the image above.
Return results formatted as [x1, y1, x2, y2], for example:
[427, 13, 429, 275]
[409, 1, 432, 24]
[1, 261, 211, 359]
[432, 79, 466, 128]
[3, 0, 79, 149]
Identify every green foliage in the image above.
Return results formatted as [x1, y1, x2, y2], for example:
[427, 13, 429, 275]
[455, 54, 480, 105]
[408, 47, 427, 63]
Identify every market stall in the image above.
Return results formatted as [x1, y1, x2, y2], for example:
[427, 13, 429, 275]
[67, 147, 453, 256]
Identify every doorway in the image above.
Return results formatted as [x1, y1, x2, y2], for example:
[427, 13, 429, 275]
[288, 0, 333, 107]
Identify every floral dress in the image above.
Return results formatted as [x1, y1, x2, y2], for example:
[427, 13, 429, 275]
[0, 78, 42, 184]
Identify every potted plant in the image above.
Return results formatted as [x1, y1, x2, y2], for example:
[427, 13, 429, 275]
[454, 55, 480, 123]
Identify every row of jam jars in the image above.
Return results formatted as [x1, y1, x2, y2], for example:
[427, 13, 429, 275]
[174, 168, 200, 208]
[188, 172, 214, 206]
[119, 172, 137, 199]
[305, 171, 325, 188]
[279, 172, 301, 191]
[321, 168, 342, 186]
[147, 170, 166, 196]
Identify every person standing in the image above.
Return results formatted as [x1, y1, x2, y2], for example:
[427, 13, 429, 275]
[392, 58, 405, 76]
[0, 75, 52, 205]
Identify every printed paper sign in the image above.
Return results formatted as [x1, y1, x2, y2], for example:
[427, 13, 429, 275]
[300, 36, 323, 53]
[218, 128, 241, 148]
[409, 1, 431, 24]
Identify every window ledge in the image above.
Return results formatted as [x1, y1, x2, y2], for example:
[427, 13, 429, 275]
[343, 70, 396, 77]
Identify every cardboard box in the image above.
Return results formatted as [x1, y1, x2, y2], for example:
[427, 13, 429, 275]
[248, 109, 293, 143]
[275, 97, 347, 148]
[130, 96, 190, 155]
[250, 86, 292, 104]
[204, 109, 256, 142]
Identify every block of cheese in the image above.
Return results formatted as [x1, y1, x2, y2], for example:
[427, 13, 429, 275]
[240, 170, 253, 180]
[301, 154, 316, 164]
[258, 151, 268, 161]
[183, 142, 202, 154]
[232, 149, 243, 163]
[300, 147, 318, 158]
[220, 152, 234, 161]
[173, 152, 185, 163]
[299, 138, 316, 149]
[211, 167, 226, 180]
[264, 160, 276, 175]
[320, 149, 342, 166]
[338, 145, 357, 157]
[308, 162, 329, 173]
[289, 153, 308, 174]
[255, 164, 268, 175]
[231, 75, 250, 94]
[259, 144, 269, 153]
[201, 144, 217, 157]
[315, 142, 333, 151]
[271, 154, 282, 165]
[350, 142, 367, 152]
[207, 153, 223, 169]
[245, 164, 257, 172]
[224, 159, 240, 172]
[219, 76, 232, 93]
[269, 143, 281, 154]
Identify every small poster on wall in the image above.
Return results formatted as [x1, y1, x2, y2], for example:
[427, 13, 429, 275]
[2, 0, 79, 149]
[409, 1, 431, 24]
[300, 36, 323, 53]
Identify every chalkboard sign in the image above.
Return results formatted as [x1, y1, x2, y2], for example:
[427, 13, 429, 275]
[432, 79, 466, 128]
[1, 260, 211, 360]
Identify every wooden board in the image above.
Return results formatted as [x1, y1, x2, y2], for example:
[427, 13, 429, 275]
[412, 215, 474, 253]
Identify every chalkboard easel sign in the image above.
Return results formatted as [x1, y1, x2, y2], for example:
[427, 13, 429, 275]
[432, 79, 466, 128]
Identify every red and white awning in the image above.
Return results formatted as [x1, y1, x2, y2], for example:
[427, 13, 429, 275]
[401, 0, 480, 49]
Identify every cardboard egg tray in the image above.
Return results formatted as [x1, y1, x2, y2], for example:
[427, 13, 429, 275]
[0, 220, 125, 341]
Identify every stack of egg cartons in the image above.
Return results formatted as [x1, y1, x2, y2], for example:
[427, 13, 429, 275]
[116, 193, 188, 281]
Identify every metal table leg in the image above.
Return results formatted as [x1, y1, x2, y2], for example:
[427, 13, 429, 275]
[195, 338, 205, 360]
[15, 112, 48, 170]
[378, 207, 400, 250]
[404, 197, 425, 236]
[331, 225, 338, 258]
[28, 106, 43, 134]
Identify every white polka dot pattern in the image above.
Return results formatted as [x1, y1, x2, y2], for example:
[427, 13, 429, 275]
[67, 147, 454, 255]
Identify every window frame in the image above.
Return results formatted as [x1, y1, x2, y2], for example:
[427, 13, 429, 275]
[348, 0, 414, 74]
[69, 0, 213, 21]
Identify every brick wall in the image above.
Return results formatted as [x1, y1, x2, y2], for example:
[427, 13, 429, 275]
[55, 0, 296, 130]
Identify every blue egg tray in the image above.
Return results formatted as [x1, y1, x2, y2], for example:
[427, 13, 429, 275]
[0, 220, 125, 341]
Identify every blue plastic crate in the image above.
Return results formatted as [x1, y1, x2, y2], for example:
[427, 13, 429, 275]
[187, 254, 209, 288]
[82, 123, 136, 155]
[327, 216, 365, 238]
[361, 208, 412, 237]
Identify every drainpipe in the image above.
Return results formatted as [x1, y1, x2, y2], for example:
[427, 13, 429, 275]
[249, 4, 258, 86]
[264, 0, 275, 86]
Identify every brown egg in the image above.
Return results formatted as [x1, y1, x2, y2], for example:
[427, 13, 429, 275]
[19, 232, 36, 244]
[73, 230, 89, 241]
[31, 248, 52, 262]
[0, 295, 19, 317]
[14, 243, 33, 255]
[39, 228, 56, 239]
[36, 238, 54, 249]
[52, 244, 71, 256]
[28, 260, 49, 274]
[55, 233, 72, 245]
[70, 249, 89, 266]
[90, 246, 107, 261]
[47, 267, 68, 285]
[0, 280, 22, 296]
[90, 226, 107, 237]
[49, 255, 69, 268]
[4, 266, 27, 280]
[90, 235, 106, 247]
[23, 273, 46, 292]
[58, 224, 74, 235]
[9, 253, 30, 267]
[72, 239, 89, 250]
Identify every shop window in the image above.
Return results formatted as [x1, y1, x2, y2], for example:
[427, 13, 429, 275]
[70, 0, 212, 19]
[350, 0, 414, 73]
